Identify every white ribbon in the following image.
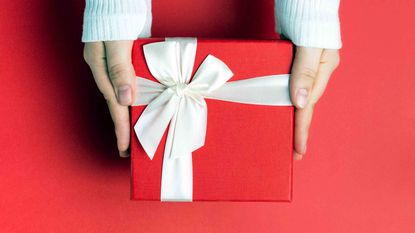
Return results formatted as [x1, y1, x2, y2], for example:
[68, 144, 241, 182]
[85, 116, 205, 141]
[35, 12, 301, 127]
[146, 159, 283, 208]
[133, 38, 292, 201]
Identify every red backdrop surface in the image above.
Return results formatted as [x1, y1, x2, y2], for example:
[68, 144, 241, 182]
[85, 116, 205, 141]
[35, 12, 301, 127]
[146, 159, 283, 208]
[1, 1, 414, 232]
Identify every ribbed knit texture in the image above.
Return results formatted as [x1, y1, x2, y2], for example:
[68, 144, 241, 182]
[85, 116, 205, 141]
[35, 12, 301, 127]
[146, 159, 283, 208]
[81, 0, 341, 49]
[275, 0, 342, 49]
[140, 0, 152, 38]
[82, 0, 151, 42]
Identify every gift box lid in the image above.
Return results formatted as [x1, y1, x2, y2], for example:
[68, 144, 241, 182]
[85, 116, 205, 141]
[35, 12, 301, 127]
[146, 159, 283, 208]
[131, 38, 294, 202]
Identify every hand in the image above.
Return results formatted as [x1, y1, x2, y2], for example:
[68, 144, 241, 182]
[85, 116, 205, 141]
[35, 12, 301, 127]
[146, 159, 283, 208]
[83, 41, 136, 158]
[290, 47, 340, 160]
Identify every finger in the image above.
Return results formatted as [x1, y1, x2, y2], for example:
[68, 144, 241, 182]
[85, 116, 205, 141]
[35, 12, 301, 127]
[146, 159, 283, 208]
[290, 47, 323, 109]
[104, 40, 136, 106]
[84, 42, 131, 157]
[293, 49, 340, 157]
[294, 104, 314, 156]
[84, 42, 115, 98]
[307, 49, 340, 105]
[293, 151, 303, 160]
[106, 97, 131, 158]
[290, 47, 321, 157]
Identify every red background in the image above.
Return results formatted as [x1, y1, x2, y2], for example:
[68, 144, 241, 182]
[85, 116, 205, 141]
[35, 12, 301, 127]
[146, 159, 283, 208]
[1, 0, 414, 232]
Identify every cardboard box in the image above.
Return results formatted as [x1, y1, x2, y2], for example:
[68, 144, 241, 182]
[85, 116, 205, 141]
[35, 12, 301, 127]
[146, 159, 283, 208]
[131, 38, 293, 201]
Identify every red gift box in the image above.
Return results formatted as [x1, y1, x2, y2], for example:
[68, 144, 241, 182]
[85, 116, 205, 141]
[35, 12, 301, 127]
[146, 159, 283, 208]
[131, 38, 294, 202]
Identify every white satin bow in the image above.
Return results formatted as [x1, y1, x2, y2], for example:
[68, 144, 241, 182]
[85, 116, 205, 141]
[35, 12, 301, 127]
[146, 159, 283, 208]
[133, 38, 292, 201]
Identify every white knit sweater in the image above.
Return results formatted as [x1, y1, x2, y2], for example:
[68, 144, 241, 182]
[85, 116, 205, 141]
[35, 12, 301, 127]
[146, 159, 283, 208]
[82, 0, 341, 49]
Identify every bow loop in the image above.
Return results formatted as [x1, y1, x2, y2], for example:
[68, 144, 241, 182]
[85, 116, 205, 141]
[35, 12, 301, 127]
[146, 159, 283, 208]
[188, 55, 234, 93]
[143, 38, 198, 86]
[143, 41, 181, 87]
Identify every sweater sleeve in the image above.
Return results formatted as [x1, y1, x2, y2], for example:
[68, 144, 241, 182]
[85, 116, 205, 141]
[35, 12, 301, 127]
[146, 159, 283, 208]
[275, 0, 342, 49]
[82, 0, 152, 42]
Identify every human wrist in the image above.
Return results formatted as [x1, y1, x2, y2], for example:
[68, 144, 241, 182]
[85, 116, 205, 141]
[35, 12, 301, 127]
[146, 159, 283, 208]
[82, 0, 150, 42]
[275, 0, 342, 49]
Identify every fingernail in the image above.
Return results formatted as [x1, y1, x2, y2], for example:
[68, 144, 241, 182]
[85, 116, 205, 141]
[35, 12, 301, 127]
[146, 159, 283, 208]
[296, 88, 308, 108]
[118, 85, 132, 105]
[119, 150, 129, 158]
[294, 153, 303, 160]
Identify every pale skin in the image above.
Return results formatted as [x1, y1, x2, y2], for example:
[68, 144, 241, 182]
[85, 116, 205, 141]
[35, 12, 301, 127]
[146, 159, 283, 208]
[83, 40, 340, 159]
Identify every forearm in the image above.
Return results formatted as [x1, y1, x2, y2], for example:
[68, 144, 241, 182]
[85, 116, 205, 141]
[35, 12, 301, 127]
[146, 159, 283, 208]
[82, 0, 152, 42]
[275, 0, 342, 49]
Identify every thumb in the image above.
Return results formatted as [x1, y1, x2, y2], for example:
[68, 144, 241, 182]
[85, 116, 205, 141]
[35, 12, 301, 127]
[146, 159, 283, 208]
[105, 40, 136, 106]
[290, 47, 323, 109]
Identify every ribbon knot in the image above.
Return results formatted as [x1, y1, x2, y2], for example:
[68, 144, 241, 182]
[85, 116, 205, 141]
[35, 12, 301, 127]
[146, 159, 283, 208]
[170, 83, 188, 97]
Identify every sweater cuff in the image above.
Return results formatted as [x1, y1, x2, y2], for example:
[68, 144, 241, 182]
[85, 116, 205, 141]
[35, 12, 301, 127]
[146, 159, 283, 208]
[82, 0, 150, 42]
[275, 0, 342, 49]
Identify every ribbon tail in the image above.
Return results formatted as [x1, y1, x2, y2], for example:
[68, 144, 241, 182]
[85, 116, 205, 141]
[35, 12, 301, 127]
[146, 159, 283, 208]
[134, 90, 180, 159]
[159, 95, 207, 201]
[160, 107, 193, 201]
[172, 95, 207, 157]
